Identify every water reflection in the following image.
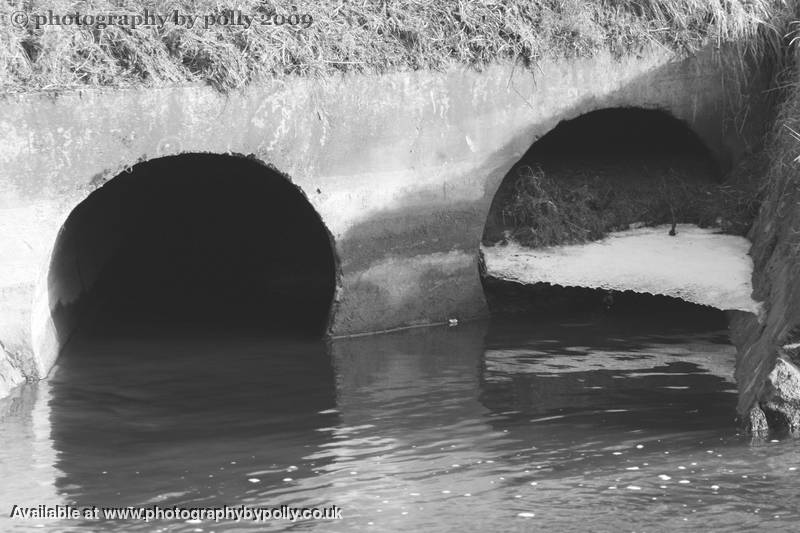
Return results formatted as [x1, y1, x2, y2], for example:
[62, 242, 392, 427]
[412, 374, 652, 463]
[48, 327, 339, 531]
[481, 315, 737, 432]
[321, 322, 512, 529]
[1, 314, 799, 532]
[0, 381, 63, 532]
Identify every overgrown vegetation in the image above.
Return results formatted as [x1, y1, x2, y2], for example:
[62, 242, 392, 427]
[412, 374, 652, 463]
[748, 39, 800, 277]
[0, 0, 794, 92]
[493, 161, 760, 248]
[726, 29, 800, 426]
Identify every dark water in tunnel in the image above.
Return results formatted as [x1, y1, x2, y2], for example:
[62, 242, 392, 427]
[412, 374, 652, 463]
[2, 312, 800, 532]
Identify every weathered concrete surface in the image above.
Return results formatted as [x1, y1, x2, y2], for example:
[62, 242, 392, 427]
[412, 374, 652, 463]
[0, 45, 767, 394]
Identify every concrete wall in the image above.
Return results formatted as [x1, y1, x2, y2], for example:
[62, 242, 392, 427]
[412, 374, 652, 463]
[0, 45, 766, 397]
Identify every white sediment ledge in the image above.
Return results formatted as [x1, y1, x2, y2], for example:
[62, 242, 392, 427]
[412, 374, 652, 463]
[482, 224, 761, 314]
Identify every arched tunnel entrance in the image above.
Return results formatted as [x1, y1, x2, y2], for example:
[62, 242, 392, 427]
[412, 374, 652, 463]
[473, 108, 745, 451]
[47, 153, 338, 343]
[480, 107, 735, 318]
[42, 155, 342, 506]
[484, 107, 722, 249]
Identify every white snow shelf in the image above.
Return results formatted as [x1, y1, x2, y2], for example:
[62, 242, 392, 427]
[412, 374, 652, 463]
[482, 224, 761, 314]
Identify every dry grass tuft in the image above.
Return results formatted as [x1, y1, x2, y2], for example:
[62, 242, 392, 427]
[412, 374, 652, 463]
[0, 0, 795, 92]
[494, 162, 760, 248]
[753, 62, 800, 262]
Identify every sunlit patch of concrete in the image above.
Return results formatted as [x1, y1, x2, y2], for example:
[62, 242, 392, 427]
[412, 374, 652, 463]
[482, 224, 761, 314]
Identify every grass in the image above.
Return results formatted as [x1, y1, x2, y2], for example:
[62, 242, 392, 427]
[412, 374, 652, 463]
[741, 12, 800, 272]
[491, 161, 760, 248]
[752, 63, 800, 265]
[0, 0, 794, 92]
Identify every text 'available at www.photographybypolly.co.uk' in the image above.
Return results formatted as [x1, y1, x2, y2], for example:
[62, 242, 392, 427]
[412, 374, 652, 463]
[9, 504, 343, 523]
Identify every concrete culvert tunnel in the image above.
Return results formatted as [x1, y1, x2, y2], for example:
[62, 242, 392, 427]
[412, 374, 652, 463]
[481, 107, 758, 316]
[483, 107, 722, 248]
[47, 154, 338, 344]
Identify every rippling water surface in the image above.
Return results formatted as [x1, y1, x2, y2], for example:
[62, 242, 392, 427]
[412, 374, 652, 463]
[2, 312, 799, 532]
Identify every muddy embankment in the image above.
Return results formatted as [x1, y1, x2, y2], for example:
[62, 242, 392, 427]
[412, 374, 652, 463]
[730, 54, 800, 435]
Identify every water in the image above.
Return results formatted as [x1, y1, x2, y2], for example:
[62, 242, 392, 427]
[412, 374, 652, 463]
[2, 312, 800, 532]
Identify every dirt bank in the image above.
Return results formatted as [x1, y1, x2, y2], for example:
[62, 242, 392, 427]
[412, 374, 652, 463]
[730, 54, 800, 434]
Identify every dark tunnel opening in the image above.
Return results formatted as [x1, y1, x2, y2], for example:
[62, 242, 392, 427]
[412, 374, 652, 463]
[48, 154, 337, 342]
[520, 107, 720, 171]
[481, 107, 726, 320]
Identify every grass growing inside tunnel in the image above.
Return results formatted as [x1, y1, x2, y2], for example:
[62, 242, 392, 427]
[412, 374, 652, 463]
[484, 108, 761, 248]
[492, 163, 760, 248]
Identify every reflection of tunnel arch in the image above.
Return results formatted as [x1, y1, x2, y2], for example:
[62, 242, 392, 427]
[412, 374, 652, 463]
[481, 107, 724, 314]
[44, 154, 339, 354]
